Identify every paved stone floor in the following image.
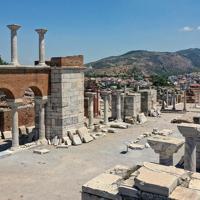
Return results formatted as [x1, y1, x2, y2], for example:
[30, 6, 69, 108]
[0, 103, 199, 200]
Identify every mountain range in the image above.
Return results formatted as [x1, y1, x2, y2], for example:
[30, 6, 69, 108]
[85, 48, 200, 77]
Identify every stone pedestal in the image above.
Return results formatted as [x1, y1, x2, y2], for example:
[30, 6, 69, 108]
[101, 91, 111, 125]
[85, 92, 96, 129]
[35, 29, 47, 66]
[7, 24, 21, 66]
[148, 136, 184, 166]
[177, 123, 200, 172]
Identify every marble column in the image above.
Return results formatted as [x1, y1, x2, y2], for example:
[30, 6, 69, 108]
[172, 91, 176, 111]
[116, 90, 123, 122]
[85, 92, 96, 129]
[101, 91, 110, 125]
[7, 24, 21, 65]
[177, 123, 200, 172]
[148, 136, 184, 166]
[161, 95, 165, 110]
[35, 97, 48, 144]
[183, 90, 187, 112]
[166, 90, 169, 107]
[35, 29, 47, 66]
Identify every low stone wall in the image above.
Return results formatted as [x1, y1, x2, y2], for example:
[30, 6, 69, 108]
[0, 106, 35, 132]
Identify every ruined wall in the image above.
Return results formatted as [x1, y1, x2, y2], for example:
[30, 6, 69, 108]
[46, 66, 85, 138]
[124, 93, 141, 117]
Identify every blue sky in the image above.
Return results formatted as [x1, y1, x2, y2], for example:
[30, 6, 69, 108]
[0, 0, 200, 64]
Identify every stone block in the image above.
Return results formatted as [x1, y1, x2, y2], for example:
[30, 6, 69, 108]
[169, 186, 200, 200]
[82, 173, 122, 200]
[77, 127, 93, 143]
[134, 166, 178, 196]
[128, 144, 145, 150]
[33, 149, 50, 155]
[63, 136, 72, 146]
[137, 113, 147, 124]
[110, 123, 128, 129]
[19, 126, 27, 136]
[2, 131, 12, 139]
[71, 135, 82, 145]
[189, 178, 200, 191]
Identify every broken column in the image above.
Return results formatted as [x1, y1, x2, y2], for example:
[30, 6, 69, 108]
[101, 91, 111, 125]
[116, 90, 123, 122]
[85, 92, 96, 129]
[148, 136, 184, 166]
[166, 89, 169, 107]
[35, 28, 47, 66]
[7, 24, 21, 65]
[177, 123, 200, 171]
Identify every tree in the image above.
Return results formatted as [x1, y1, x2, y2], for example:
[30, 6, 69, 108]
[0, 56, 8, 65]
[151, 75, 170, 86]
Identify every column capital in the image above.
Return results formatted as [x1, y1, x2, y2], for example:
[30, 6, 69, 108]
[148, 136, 184, 155]
[35, 96, 48, 105]
[7, 98, 23, 108]
[7, 24, 21, 31]
[35, 28, 48, 36]
[177, 123, 200, 138]
[85, 92, 96, 98]
[101, 90, 111, 97]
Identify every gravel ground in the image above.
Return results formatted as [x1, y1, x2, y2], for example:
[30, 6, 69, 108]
[0, 103, 199, 200]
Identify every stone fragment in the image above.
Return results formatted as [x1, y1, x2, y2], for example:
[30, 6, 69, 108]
[101, 128, 108, 133]
[63, 136, 72, 146]
[82, 173, 122, 200]
[128, 143, 145, 150]
[137, 113, 147, 124]
[159, 129, 173, 136]
[145, 142, 150, 148]
[134, 166, 178, 196]
[56, 144, 68, 149]
[105, 165, 131, 178]
[108, 128, 118, 133]
[19, 126, 27, 136]
[67, 129, 76, 140]
[33, 149, 50, 154]
[2, 131, 12, 139]
[71, 135, 82, 145]
[169, 186, 200, 200]
[77, 127, 93, 143]
[110, 123, 128, 129]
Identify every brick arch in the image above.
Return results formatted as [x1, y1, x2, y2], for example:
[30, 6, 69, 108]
[21, 85, 43, 97]
[0, 87, 15, 99]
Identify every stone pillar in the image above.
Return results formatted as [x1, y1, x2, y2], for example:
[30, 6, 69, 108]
[177, 123, 200, 172]
[183, 90, 187, 112]
[7, 24, 21, 65]
[148, 136, 184, 166]
[166, 90, 169, 107]
[35, 29, 47, 66]
[85, 92, 96, 129]
[172, 91, 176, 111]
[35, 96, 48, 144]
[7, 99, 22, 149]
[101, 91, 111, 125]
[161, 95, 165, 110]
[116, 90, 123, 122]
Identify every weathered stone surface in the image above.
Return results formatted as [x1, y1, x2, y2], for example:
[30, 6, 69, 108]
[33, 149, 50, 154]
[169, 186, 200, 200]
[158, 129, 173, 136]
[137, 113, 147, 124]
[82, 173, 122, 200]
[189, 178, 200, 191]
[107, 128, 118, 133]
[128, 143, 145, 150]
[2, 131, 12, 139]
[177, 123, 200, 137]
[134, 166, 178, 196]
[105, 165, 131, 178]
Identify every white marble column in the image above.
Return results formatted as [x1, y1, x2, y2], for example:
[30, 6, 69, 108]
[116, 90, 123, 122]
[7, 24, 21, 65]
[101, 91, 111, 125]
[177, 123, 200, 172]
[86, 92, 96, 129]
[35, 29, 47, 66]
[35, 97, 47, 144]
[166, 90, 169, 108]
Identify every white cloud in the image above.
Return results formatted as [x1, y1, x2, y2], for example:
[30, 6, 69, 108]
[197, 26, 200, 31]
[180, 26, 194, 32]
